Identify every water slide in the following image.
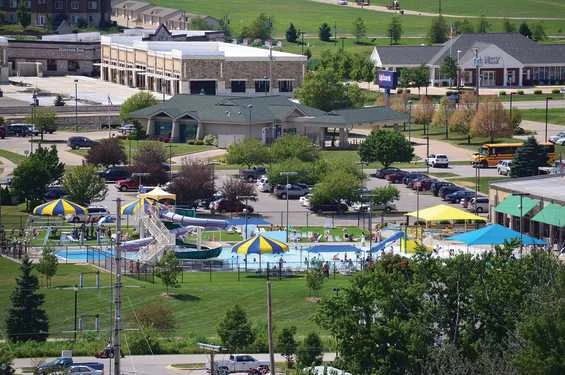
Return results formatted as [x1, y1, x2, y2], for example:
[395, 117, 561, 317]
[121, 237, 155, 250]
[160, 211, 227, 229]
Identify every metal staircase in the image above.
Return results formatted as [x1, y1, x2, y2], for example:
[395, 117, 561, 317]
[137, 211, 175, 264]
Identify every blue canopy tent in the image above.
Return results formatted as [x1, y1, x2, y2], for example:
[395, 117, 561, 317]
[371, 231, 405, 253]
[306, 245, 361, 253]
[447, 224, 546, 246]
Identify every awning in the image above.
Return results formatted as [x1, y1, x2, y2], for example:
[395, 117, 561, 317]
[406, 204, 487, 222]
[531, 204, 565, 227]
[495, 195, 540, 217]
[140, 187, 176, 201]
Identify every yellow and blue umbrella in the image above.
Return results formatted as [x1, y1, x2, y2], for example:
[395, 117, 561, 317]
[33, 199, 87, 216]
[121, 198, 152, 216]
[232, 234, 289, 255]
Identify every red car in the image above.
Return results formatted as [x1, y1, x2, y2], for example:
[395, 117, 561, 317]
[386, 171, 409, 183]
[413, 178, 436, 191]
[115, 177, 139, 192]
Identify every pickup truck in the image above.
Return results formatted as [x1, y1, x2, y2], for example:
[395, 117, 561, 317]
[239, 166, 267, 182]
[210, 354, 269, 373]
[115, 177, 139, 192]
[36, 357, 103, 375]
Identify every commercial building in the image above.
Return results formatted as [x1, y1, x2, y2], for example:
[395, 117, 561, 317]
[129, 95, 409, 147]
[489, 175, 565, 249]
[0, 37, 8, 83]
[371, 33, 565, 88]
[0, 0, 111, 28]
[100, 32, 306, 97]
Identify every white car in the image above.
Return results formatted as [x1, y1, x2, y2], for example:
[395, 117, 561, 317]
[256, 175, 272, 192]
[554, 137, 565, 146]
[337, 0, 348, 5]
[496, 160, 513, 175]
[119, 124, 136, 134]
[426, 154, 449, 168]
[549, 131, 565, 143]
[65, 206, 110, 223]
[210, 355, 269, 373]
[350, 201, 396, 212]
[69, 365, 103, 375]
[299, 194, 311, 208]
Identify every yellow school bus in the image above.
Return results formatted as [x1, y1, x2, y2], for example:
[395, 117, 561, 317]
[472, 142, 556, 168]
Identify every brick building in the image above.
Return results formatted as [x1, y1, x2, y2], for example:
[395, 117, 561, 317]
[0, 0, 111, 28]
[100, 31, 306, 97]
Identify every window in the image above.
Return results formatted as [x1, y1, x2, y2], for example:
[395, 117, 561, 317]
[71, 15, 80, 24]
[278, 80, 293, 92]
[88, 0, 98, 9]
[10, 0, 17, 9]
[88, 15, 94, 23]
[36, 15, 45, 26]
[254, 79, 270, 93]
[68, 61, 80, 72]
[230, 80, 246, 93]
[71, 0, 79, 10]
[47, 59, 57, 71]
[55, 0, 64, 9]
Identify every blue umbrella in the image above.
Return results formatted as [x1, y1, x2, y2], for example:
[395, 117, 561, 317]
[447, 224, 545, 246]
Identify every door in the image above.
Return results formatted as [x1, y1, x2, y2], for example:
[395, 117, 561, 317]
[480, 71, 496, 87]
[189, 80, 216, 95]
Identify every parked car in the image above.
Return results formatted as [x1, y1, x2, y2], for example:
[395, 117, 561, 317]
[386, 170, 410, 183]
[350, 200, 396, 212]
[209, 355, 269, 374]
[45, 186, 67, 200]
[310, 200, 349, 213]
[119, 124, 136, 135]
[403, 173, 426, 186]
[426, 153, 449, 168]
[376, 167, 401, 179]
[239, 166, 267, 182]
[6, 123, 34, 137]
[445, 190, 475, 204]
[413, 178, 436, 191]
[460, 194, 478, 209]
[69, 365, 103, 375]
[408, 176, 429, 190]
[496, 160, 513, 175]
[65, 206, 110, 223]
[115, 177, 139, 192]
[299, 194, 312, 208]
[36, 357, 103, 375]
[337, 0, 348, 5]
[67, 136, 98, 150]
[256, 175, 272, 192]
[431, 181, 454, 196]
[273, 183, 309, 199]
[549, 131, 565, 143]
[98, 166, 131, 182]
[209, 199, 253, 214]
[439, 185, 463, 200]
[553, 137, 565, 146]
[469, 197, 489, 213]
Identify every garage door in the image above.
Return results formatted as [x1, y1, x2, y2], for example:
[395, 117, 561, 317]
[190, 80, 216, 95]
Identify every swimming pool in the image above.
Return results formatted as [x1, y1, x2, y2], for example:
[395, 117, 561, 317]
[55, 248, 140, 262]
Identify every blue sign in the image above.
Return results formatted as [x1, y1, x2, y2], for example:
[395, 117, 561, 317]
[377, 70, 398, 90]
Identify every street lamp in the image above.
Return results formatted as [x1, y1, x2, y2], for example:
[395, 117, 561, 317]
[247, 104, 253, 139]
[407, 100, 413, 144]
[361, 193, 377, 252]
[280, 171, 297, 242]
[545, 97, 553, 143]
[456, 49, 462, 89]
[74, 79, 78, 132]
[473, 47, 480, 110]
[237, 195, 255, 240]
[31, 90, 38, 154]
[74, 285, 78, 342]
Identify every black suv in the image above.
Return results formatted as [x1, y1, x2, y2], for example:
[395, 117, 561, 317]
[67, 136, 98, 150]
[239, 166, 267, 182]
[6, 124, 34, 137]
[310, 200, 349, 213]
[98, 166, 131, 182]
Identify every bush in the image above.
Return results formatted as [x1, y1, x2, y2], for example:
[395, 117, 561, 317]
[203, 134, 218, 146]
[128, 303, 176, 332]
[187, 139, 195, 145]
[533, 89, 543, 95]
[125, 329, 162, 355]
[517, 90, 525, 95]
[53, 95, 65, 106]
[552, 89, 561, 94]
[498, 91, 506, 96]
[397, 89, 403, 94]
[194, 139, 205, 145]
[405, 89, 411, 93]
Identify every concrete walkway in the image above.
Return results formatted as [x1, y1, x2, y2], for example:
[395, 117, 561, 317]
[0, 156, 16, 178]
[171, 148, 227, 165]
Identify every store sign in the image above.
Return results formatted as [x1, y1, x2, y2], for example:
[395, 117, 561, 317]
[476, 56, 502, 66]
[377, 70, 398, 89]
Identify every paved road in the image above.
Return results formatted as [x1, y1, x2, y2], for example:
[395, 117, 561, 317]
[503, 100, 565, 110]
[518, 120, 564, 143]
[14, 353, 337, 375]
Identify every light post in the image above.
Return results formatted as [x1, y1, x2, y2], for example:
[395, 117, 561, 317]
[168, 143, 173, 181]
[247, 104, 253, 139]
[509, 92, 514, 124]
[407, 100, 413, 144]
[456, 49, 462, 90]
[514, 193, 531, 255]
[237, 195, 255, 240]
[74, 285, 78, 342]
[473, 47, 480, 111]
[425, 123, 430, 173]
[361, 193, 377, 253]
[31, 90, 38, 154]
[280, 171, 297, 242]
[545, 97, 553, 143]
[74, 79, 78, 132]
[474, 163, 481, 215]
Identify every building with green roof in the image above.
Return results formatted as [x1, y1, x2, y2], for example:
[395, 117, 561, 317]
[129, 94, 409, 147]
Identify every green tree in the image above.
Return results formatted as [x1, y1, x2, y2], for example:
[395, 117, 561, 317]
[440, 56, 457, 85]
[359, 129, 414, 168]
[477, 15, 491, 33]
[470, 99, 512, 142]
[370, 185, 400, 208]
[454, 18, 474, 33]
[511, 137, 548, 177]
[11, 146, 64, 210]
[267, 158, 328, 186]
[271, 134, 319, 162]
[286, 23, 298, 43]
[532, 22, 546, 41]
[347, 84, 366, 108]
[387, 16, 402, 45]
[5, 256, 48, 342]
[241, 13, 273, 41]
[294, 69, 349, 111]
[305, 269, 325, 296]
[155, 251, 181, 295]
[277, 326, 297, 368]
[120, 92, 158, 122]
[353, 17, 366, 43]
[509, 108, 523, 133]
[26, 108, 57, 140]
[0, 343, 15, 374]
[502, 19, 516, 33]
[217, 305, 256, 354]
[16, 1, 31, 29]
[36, 246, 58, 288]
[310, 169, 362, 207]
[413, 65, 430, 94]
[168, 159, 214, 205]
[225, 138, 270, 168]
[62, 164, 108, 205]
[86, 138, 127, 167]
[219, 15, 232, 41]
[319, 22, 332, 42]
[519, 22, 532, 38]
[429, 15, 449, 44]
[296, 332, 323, 368]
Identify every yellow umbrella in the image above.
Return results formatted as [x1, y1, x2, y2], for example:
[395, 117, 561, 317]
[33, 199, 87, 216]
[140, 186, 176, 202]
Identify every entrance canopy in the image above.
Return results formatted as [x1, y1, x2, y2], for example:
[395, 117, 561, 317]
[447, 224, 546, 246]
[140, 186, 176, 201]
[406, 204, 486, 222]
[495, 195, 540, 217]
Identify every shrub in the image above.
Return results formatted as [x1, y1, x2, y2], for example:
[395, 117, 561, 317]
[187, 139, 195, 144]
[397, 88, 403, 94]
[125, 329, 162, 355]
[194, 139, 205, 145]
[498, 91, 507, 96]
[517, 90, 525, 95]
[552, 89, 561, 94]
[129, 303, 176, 332]
[533, 89, 543, 95]
[203, 133, 218, 146]
[405, 89, 411, 93]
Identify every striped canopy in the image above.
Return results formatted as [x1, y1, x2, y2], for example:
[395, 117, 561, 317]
[33, 199, 87, 216]
[121, 198, 152, 216]
[232, 234, 289, 255]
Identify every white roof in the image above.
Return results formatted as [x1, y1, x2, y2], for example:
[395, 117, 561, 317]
[101, 35, 306, 61]
[42, 32, 101, 42]
[0, 36, 8, 46]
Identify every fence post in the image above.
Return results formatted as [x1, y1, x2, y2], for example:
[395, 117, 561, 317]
[95, 314, 100, 332]
[237, 265, 240, 281]
[79, 273, 84, 288]
[266, 262, 270, 281]
[96, 271, 100, 288]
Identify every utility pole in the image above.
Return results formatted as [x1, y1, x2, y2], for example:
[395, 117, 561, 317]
[266, 282, 275, 375]
[113, 198, 122, 375]
[473, 47, 480, 111]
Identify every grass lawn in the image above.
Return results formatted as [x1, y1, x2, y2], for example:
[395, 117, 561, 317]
[70, 140, 216, 159]
[521, 108, 565, 126]
[449, 176, 509, 194]
[2, 203, 30, 230]
[0, 149, 26, 165]
[0, 257, 349, 340]
[498, 93, 565, 102]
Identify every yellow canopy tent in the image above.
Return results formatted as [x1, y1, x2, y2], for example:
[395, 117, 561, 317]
[140, 187, 176, 202]
[406, 204, 487, 222]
